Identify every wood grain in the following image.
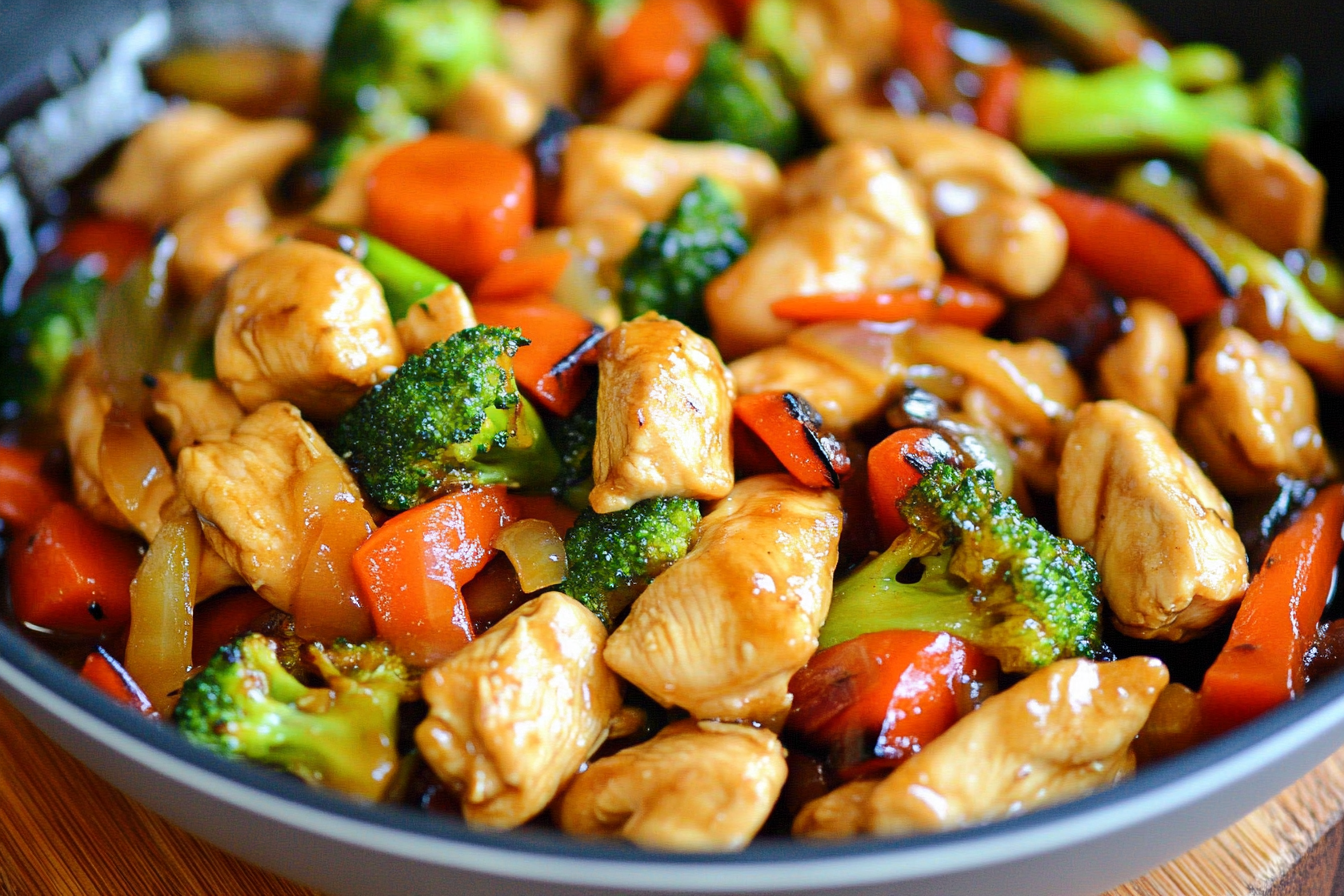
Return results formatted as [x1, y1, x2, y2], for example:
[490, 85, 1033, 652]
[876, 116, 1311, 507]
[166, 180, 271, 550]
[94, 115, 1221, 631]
[4, 692, 1344, 896]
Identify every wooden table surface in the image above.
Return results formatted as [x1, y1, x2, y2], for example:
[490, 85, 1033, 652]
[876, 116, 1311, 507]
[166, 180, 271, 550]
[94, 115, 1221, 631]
[5, 694, 1344, 896]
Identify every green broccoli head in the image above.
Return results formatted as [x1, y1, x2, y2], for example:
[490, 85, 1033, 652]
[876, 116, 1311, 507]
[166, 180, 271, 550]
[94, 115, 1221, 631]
[320, 0, 500, 121]
[618, 176, 749, 334]
[331, 326, 561, 512]
[665, 37, 802, 162]
[0, 266, 102, 415]
[173, 634, 411, 800]
[821, 463, 1102, 672]
[561, 497, 702, 628]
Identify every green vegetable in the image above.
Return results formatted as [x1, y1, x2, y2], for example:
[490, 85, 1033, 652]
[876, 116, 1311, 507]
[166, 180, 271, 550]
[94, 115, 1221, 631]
[0, 266, 101, 414]
[745, 0, 811, 84]
[173, 634, 414, 800]
[330, 325, 561, 512]
[561, 497, 702, 628]
[666, 37, 801, 162]
[820, 462, 1103, 673]
[298, 224, 454, 321]
[543, 387, 598, 508]
[618, 176, 749, 333]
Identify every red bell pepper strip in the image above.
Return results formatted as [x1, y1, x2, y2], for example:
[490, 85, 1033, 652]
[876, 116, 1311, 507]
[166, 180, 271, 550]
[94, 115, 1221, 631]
[191, 589, 275, 668]
[1041, 186, 1232, 324]
[52, 218, 154, 284]
[473, 250, 572, 304]
[770, 275, 1005, 331]
[0, 445, 60, 531]
[734, 391, 850, 489]
[894, 0, 956, 109]
[352, 486, 516, 667]
[79, 646, 157, 718]
[472, 302, 604, 417]
[1200, 485, 1344, 737]
[602, 0, 724, 103]
[975, 55, 1024, 139]
[866, 427, 959, 546]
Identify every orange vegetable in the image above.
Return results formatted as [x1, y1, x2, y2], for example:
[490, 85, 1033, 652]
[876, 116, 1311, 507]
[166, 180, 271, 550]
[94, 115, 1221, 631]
[770, 275, 1005, 331]
[79, 646, 157, 718]
[734, 391, 851, 489]
[894, 0, 956, 108]
[473, 250, 572, 304]
[473, 302, 603, 417]
[510, 494, 581, 535]
[367, 134, 535, 286]
[0, 445, 60, 531]
[603, 0, 724, 103]
[788, 629, 996, 779]
[53, 217, 154, 284]
[866, 427, 958, 545]
[975, 55, 1023, 139]
[8, 502, 143, 635]
[191, 590, 274, 668]
[1041, 186, 1231, 324]
[352, 486, 516, 667]
[1200, 485, 1344, 737]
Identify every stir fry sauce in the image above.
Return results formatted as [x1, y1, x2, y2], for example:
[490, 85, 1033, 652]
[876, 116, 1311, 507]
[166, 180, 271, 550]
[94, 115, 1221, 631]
[2, 0, 1342, 852]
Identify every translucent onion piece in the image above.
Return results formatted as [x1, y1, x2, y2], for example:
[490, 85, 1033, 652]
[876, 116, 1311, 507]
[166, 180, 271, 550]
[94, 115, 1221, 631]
[96, 235, 176, 411]
[786, 320, 918, 395]
[125, 507, 202, 715]
[291, 455, 376, 643]
[494, 518, 567, 593]
[99, 406, 177, 541]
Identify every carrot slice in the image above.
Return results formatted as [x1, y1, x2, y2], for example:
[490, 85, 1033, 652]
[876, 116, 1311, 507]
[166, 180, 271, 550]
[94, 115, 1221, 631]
[770, 275, 1005, 331]
[191, 589, 274, 668]
[54, 218, 154, 284]
[866, 427, 959, 545]
[975, 55, 1024, 139]
[8, 502, 143, 635]
[473, 302, 604, 417]
[79, 646, 157, 718]
[0, 445, 60, 531]
[1200, 485, 1344, 737]
[603, 0, 724, 103]
[473, 250, 572, 304]
[734, 391, 850, 489]
[352, 486, 516, 667]
[1041, 186, 1232, 324]
[366, 134, 534, 286]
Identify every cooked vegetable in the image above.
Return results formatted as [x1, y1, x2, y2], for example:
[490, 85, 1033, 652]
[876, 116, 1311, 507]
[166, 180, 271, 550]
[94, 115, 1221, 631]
[191, 590, 276, 669]
[560, 497, 701, 628]
[295, 224, 454, 322]
[769, 276, 1006, 330]
[733, 391, 850, 489]
[617, 176, 750, 334]
[543, 388, 599, 506]
[995, 0, 1165, 67]
[472, 302, 603, 417]
[894, 0, 956, 109]
[865, 427, 959, 546]
[494, 518, 568, 593]
[174, 633, 413, 799]
[79, 646, 157, 718]
[0, 445, 59, 531]
[124, 507, 203, 714]
[821, 463, 1104, 673]
[0, 268, 102, 414]
[601, 0, 724, 103]
[331, 326, 560, 512]
[474, 250, 573, 304]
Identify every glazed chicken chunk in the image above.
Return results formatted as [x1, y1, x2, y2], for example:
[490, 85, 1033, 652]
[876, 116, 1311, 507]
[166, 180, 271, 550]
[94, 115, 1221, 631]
[394, 282, 478, 357]
[168, 179, 275, 300]
[604, 475, 843, 723]
[1096, 299, 1188, 431]
[148, 371, 245, 458]
[214, 240, 405, 422]
[590, 313, 735, 513]
[1058, 401, 1249, 640]
[558, 720, 787, 852]
[415, 592, 623, 830]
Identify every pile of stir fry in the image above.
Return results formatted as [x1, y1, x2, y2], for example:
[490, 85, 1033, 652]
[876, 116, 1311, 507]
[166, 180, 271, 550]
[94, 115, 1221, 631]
[2, 0, 1342, 852]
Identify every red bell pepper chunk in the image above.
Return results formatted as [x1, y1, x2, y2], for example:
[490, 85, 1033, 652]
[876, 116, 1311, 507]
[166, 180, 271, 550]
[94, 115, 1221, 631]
[894, 0, 956, 109]
[472, 302, 604, 417]
[866, 427, 959, 546]
[52, 217, 154, 284]
[0, 445, 61, 531]
[191, 590, 275, 668]
[733, 391, 850, 489]
[975, 55, 1024, 139]
[79, 646, 157, 718]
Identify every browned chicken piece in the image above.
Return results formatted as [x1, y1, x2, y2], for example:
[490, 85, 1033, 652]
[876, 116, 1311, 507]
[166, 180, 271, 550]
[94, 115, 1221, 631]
[441, 69, 545, 149]
[168, 180, 274, 300]
[1058, 401, 1249, 641]
[1096, 300, 1188, 431]
[935, 192, 1068, 299]
[860, 657, 1167, 835]
[604, 475, 843, 723]
[1179, 327, 1330, 496]
[497, 0, 585, 108]
[309, 141, 400, 229]
[793, 0, 897, 123]
[557, 125, 781, 231]
[58, 356, 125, 530]
[176, 402, 365, 612]
[590, 314, 735, 513]
[728, 344, 888, 435]
[395, 283, 478, 357]
[558, 720, 787, 852]
[791, 780, 879, 839]
[96, 103, 313, 228]
[600, 81, 683, 134]
[214, 241, 405, 422]
[1204, 129, 1325, 255]
[148, 371, 245, 458]
[415, 591, 623, 830]
[706, 141, 941, 358]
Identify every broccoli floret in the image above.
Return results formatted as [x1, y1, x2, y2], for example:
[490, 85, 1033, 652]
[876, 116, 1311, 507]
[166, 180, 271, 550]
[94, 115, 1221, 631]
[618, 177, 749, 333]
[330, 326, 561, 511]
[543, 387, 598, 508]
[0, 266, 101, 416]
[173, 634, 413, 800]
[820, 463, 1102, 673]
[666, 37, 801, 162]
[561, 497, 701, 628]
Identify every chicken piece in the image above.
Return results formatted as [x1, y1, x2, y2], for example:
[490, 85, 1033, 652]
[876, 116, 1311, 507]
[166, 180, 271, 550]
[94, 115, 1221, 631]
[497, 0, 585, 108]
[1058, 401, 1249, 641]
[935, 193, 1068, 300]
[168, 180, 274, 300]
[1204, 129, 1325, 255]
[558, 720, 787, 852]
[706, 141, 941, 358]
[1179, 328, 1330, 496]
[796, 0, 897, 77]
[590, 314, 735, 513]
[309, 140, 400, 229]
[415, 591, 623, 830]
[58, 357, 124, 530]
[441, 69, 545, 149]
[148, 371, 245, 458]
[214, 240, 405, 421]
[729, 344, 888, 436]
[604, 475, 843, 723]
[96, 103, 313, 228]
[176, 402, 363, 612]
[1096, 300, 1188, 431]
[600, 81, 683, 134]
[557, 125, 781, 231]
[860, 657, 1167, 836]
[395, 283, 478, 357]
[791, 780, 878, 839]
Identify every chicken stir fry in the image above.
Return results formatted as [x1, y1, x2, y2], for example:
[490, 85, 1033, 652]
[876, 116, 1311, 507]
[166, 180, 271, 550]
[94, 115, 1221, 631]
[4, 0, 1344, 857]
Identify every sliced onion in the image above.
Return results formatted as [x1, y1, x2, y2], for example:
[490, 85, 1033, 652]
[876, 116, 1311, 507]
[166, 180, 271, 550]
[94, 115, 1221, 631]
[125, 507, 201, 715]
[494, 518, 567, 593]
[786, 320, 917, 394]
[290, 455, 376, 643]
[96, 236, 175, 411]
[99, 406, 177, 541]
